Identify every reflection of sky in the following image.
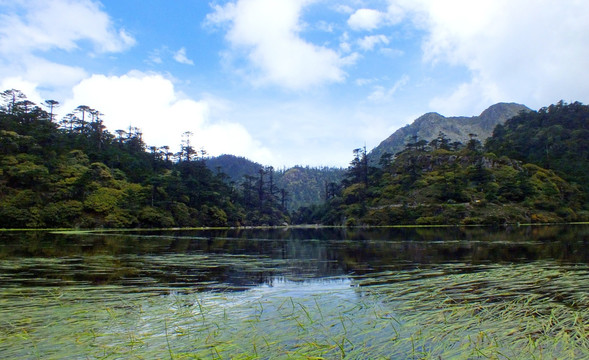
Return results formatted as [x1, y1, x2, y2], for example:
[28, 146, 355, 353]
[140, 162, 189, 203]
[252, 276, 354, 298]
[1, 226, 589, 293]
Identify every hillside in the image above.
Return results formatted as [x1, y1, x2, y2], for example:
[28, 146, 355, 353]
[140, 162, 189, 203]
[486, 101, 589, 196]
[2, 89, 586, 228]
[369, 103, 530, 164]
[207, 155, 345, 211]
[302, 101, 589, 226]
[312, 144, 584, 226]
[277, 166, 345, 210]
[206, 154, 263, 182]
[0, 90, 289, 228]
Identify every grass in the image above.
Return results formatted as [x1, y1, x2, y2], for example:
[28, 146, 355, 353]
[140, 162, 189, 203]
[0, 261, 587, 359]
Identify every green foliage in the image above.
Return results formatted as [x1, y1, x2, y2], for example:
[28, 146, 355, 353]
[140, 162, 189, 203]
[0, 89, 290, 229]
[207, 155, 345, 211]
[200, 205, 228, 227]
[41, 201, 84, 227]
[2, 92, 585, 228]
[84, 188, 123, 213]
[486, 101, 589, 199]
[138, 207, 175, 228]
[315, 124, 584, 226]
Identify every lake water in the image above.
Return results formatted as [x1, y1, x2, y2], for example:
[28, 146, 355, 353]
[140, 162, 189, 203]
[1, 226, 588, 359]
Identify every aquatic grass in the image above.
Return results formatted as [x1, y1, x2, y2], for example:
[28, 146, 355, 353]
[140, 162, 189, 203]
[1, 254, 588, 359]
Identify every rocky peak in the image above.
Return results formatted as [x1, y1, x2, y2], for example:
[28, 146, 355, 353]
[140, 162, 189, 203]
[369, 102, 530, 164]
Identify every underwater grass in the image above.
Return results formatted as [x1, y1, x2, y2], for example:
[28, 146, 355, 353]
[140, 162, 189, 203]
[1, 261, 588, 359]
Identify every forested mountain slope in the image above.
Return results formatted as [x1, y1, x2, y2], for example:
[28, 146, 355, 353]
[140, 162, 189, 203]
[2, 89, 586, 228]
[207, 154, 345, 211]
[0, 90, 289, 228]
[300, 101, 588, 226]
[486, 101, 589, 197]
[370, 103, 530, 164]
[276, 166, 345, 210]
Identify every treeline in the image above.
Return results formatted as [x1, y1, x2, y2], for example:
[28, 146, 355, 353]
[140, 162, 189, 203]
[486, 101, 589, 193]
[3, 89, 588, 228]
[207, 155, 346, 211]
[0, 89, 289, 228]
[298, 101, 589, 226]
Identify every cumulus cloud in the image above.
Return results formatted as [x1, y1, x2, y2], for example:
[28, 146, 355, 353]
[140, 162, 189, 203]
[0, 77, 44, 104]
[0, 0, 135, 55]
[206, 0, 355, 90]
[0, 0, 135, 99]
[173, 47, 194, 65]
[61, 71, 273, 162]
[347, 5, 405, 31]
[348, 9, 385, 31]
[394, 0, 589, 113]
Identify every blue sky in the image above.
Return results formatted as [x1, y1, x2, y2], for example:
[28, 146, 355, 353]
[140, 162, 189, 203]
[1, 0, 588, 167]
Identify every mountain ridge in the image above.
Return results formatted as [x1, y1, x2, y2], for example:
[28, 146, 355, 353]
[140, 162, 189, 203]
[369, 102, 531, 163]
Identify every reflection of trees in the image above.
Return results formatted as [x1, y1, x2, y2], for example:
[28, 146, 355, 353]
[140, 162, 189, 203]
[1, 225, 588, 290]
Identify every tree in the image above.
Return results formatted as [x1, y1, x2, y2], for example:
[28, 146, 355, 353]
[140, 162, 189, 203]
[467, 133, 482, 152]
[44, 100, 59, 122]
[344, 146, 368, 186]
[429, 132, 451, 150]
[1, 89, 26, 114]
[180, 131, 197, 161]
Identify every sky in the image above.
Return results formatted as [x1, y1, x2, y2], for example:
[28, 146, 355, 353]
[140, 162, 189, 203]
[1, 0, 588, 168]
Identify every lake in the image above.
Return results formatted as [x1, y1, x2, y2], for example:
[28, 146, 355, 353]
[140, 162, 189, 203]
[1, 225, 588, 359]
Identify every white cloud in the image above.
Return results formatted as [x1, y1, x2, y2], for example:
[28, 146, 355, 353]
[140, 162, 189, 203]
[347, 5, 405, 31]
[147, 49, 163, 65]
[367, 74, 410, 102]
[0, 0, 135, 55]
[358, 34, 389, 51]
[348, 9, 385, 31]
[394, 0, 589, 113]
[0, 77, 44, 105]
[0, 0, 134, 100]
[355, 78, 376, 87]
[62, 71, 273, 162]
[379, 48, 404, 57]
[22, 56, 87, 89]
[316, 21, 334, 33]
[339, 32, 352, 53]
[206, 0, 355, 90]
[334, 5, 354, 14]
[173, 47, 194, 65]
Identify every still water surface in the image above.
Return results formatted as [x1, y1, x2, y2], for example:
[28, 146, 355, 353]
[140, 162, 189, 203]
[1, 225, 588, 358]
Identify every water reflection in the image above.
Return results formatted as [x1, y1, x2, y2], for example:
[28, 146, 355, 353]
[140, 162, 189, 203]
[0, 225, 588, 292]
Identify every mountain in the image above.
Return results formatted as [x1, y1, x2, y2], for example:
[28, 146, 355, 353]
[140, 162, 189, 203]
[369, 103, 530, 164]
[277, 166, 345, 210]
[206, 154, 263, 182]
[0, 93, 291, 228]
[207, 155, 345, 211]
[486, 100, 589, 196]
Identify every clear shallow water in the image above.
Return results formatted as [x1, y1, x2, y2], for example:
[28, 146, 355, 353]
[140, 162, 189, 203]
[1, 226, 588, 358]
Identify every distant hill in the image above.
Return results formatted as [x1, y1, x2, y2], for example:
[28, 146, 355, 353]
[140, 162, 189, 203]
[206, 154, 263, 182]
[207, 155, 345, 211]
[369, 103, 530, 164]
[277, 166, 345, 210]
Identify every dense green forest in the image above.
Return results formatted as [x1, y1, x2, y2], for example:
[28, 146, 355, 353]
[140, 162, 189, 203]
[0, 89, 289, 228]
[486, 101, 589, 194]
[298, 102, 589, 226]
[1, 89, 588, 228]
[206, 155, 346, 210]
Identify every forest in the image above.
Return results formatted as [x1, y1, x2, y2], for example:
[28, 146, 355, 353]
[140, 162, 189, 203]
[297, 101, 589, 226]
[0, 89, 289, 228]
[1, 89, 588, 228]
